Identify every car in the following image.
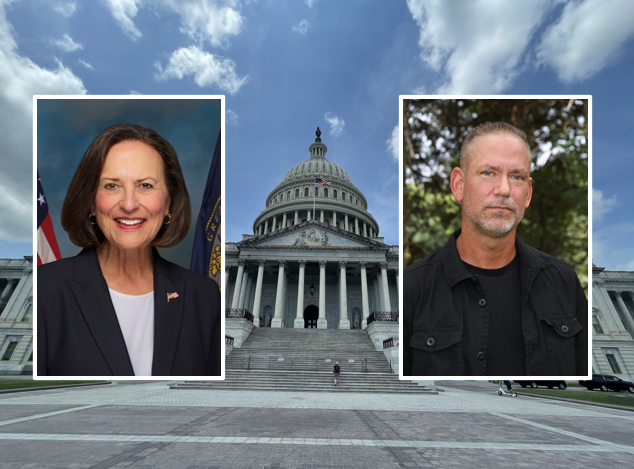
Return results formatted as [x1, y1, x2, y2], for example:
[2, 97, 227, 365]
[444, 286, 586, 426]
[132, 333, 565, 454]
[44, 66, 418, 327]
[578, 374, 634, 393]
[513, 380, 567, 390]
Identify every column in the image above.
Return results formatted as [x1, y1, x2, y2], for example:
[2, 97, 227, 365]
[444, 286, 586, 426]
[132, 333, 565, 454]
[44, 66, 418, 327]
[320, 210, 324, 223]
[230, 260, 245, 309]
[614, 291, 634, 337]
[294, 211, 299, 225]
[264, 220, 269, 234]
[307, 210, 312, 221]
[333, 211, 337, 228]
[380, 262, 391, 312]
[252, 260, 266, 327]
[294, 260, 307, 328]
[272, 260, 286, 328]
[376, 273, 384, 312]
[225, 265, 231, 291]
[345, 214, 349, 231]
[317, 260, 327, 329]
[363, 223, 367, 237]
[355, 218, 360, 235]
[238, 270, 249, 309]
[0, 279, 17, 314]
[244, 274, 254, 311]
[339, 261, 350, 329]
[360, 262, 369, 328]
[272, 216, 277, 232]
[282, 213, 287, 229]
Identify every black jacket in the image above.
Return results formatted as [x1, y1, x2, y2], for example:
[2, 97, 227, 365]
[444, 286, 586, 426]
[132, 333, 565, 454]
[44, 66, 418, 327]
[403, 230, 587, 376]
[37, 248, 221, 377]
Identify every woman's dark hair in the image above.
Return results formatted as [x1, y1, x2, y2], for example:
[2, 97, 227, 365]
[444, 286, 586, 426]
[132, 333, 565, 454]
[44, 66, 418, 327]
[61, 124, 191, 248]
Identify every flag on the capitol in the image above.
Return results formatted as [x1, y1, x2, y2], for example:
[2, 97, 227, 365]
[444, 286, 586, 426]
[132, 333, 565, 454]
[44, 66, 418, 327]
[36, 172, 61, 266]
[315, 178, 331, 187]
[190, 130, 222, 289]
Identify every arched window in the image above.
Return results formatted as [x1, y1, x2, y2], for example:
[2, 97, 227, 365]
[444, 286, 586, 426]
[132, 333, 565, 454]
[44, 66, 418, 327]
[304, 187, 309, 197]
[333, 189, 337, 199]
[280, 193, 284, 201]
[295, 189, 299, 198]
[349, 195, 352, 202]
[287, 191, 291, 200]
[274, 196, 278, 203]
[342, 191, 345, 201]
[315, 187, 318, 197]
[324, 188, 328, 197]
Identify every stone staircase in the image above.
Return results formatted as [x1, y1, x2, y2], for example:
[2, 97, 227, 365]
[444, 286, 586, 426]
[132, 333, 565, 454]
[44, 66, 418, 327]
[171, 328, 435, 394]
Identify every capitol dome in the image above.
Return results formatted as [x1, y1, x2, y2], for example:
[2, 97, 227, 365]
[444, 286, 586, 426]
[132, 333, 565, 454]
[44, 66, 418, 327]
[252, 128, 379, 238]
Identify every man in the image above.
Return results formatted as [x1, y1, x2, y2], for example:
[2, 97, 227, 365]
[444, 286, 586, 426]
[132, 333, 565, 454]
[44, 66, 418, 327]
[403, 122, 587, 376]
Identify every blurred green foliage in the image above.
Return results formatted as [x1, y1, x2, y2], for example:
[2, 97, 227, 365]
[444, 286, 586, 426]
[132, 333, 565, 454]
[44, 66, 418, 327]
[403, 98, 588, 292]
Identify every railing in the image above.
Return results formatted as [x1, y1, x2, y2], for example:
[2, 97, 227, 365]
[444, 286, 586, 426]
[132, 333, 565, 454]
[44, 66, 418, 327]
[228, 357, 381, 372]
[383, 338, 394, 349]
[367, 311, 399, 325]
[225, 308, 254, 323]
[225, 335, 234, 346]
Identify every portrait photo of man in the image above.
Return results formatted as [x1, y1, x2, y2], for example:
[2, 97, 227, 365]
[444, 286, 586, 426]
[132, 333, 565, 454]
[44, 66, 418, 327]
[402, 98, 589, 378]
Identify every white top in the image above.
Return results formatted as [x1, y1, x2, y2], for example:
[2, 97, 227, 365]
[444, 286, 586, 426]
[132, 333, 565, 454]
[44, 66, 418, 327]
[109, 289, 154, 376]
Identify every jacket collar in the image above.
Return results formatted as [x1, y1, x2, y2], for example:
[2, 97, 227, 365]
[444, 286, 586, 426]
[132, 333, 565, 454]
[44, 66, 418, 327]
[69, 247, 185, 376]
[69, 248, 134, 375]
[439, 229, 549, 288]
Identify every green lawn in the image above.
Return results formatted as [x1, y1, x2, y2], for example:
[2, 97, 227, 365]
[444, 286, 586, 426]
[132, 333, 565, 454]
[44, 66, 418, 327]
[519, 388, 634, 408]
[0, 380, 105, 391]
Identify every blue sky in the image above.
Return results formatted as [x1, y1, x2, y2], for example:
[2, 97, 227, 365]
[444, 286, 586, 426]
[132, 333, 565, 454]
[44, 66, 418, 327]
[1, 0, 634, 270]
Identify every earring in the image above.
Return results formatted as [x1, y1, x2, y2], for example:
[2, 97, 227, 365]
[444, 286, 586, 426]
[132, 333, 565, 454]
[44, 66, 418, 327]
[88, 214, 97, 225]
[163, 214, 172, 225]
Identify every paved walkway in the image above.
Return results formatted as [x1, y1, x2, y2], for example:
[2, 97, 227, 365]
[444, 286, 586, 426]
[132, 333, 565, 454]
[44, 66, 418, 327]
[0, 380, 633, 468]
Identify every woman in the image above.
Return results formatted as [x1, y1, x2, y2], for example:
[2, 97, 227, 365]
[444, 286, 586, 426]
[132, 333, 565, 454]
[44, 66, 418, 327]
[37, 124, 221, 376]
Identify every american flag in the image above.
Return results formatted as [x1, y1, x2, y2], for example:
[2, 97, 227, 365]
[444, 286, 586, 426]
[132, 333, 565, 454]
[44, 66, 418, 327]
[167, 292, 179, 302]
[315, 178, 331, 187]
[36, 172, 61, 266]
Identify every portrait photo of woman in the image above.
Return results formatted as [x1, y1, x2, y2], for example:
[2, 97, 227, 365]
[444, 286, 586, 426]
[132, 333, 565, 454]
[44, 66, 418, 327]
[35, 98, 222, 377]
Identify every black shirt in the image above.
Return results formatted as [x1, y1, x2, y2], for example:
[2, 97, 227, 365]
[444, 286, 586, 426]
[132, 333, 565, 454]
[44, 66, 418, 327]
[463, 256, 526, 375]
[403, 229, 587, 377]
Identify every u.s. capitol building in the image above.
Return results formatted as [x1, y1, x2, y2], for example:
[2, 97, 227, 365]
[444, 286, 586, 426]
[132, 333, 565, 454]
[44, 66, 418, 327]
[225, 129, 398, 349]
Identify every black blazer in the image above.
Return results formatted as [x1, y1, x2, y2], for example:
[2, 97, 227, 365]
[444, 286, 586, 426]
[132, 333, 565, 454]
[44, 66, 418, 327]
[37, 248, 221, 376]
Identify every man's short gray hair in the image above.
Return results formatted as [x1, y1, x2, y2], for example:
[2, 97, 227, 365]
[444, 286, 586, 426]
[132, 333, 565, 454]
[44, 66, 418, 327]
[460, 122, 531, 172]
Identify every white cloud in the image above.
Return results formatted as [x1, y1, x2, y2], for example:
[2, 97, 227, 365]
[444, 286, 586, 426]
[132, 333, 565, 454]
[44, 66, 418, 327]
[129, 90, 142, 94]
[226, 109, 238, 125]
[305, 0, 318, 7]
[78, 59, 93, 70]
[105, 0, 243, 46]
[156, 45, 248, 94]
[0, 2, 86, 242]
[292, 19, 309, 35]
[324, 112, 345, 137]
[105, 0, 142, 40]
[53, 34, 83, 52]
[537, 0, 634, 83]
[387, 125, 399, 161]
[406, 0, 553, 94]
[593, 188, 616, 222]
[54, 2, 77, 17]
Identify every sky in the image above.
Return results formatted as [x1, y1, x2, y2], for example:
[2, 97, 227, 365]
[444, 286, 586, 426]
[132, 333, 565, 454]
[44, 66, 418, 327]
[1, 0, 634, 270]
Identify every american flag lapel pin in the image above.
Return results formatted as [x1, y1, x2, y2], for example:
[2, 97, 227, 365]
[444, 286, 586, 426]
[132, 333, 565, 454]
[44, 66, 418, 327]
[167, 292, 179, 303]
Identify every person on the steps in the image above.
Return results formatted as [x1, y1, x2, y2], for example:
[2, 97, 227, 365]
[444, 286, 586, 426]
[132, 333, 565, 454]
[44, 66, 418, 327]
[333, 362, 341, 386]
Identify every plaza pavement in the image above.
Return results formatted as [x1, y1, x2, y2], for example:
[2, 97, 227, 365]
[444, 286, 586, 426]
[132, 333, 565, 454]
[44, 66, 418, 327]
[0, 380, 633, 468]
